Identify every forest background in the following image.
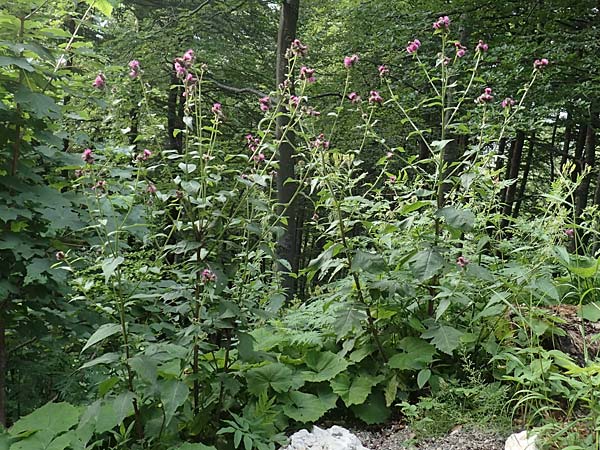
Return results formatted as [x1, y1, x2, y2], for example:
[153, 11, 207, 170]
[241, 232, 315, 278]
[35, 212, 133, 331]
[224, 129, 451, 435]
[1, 0, 600, 449]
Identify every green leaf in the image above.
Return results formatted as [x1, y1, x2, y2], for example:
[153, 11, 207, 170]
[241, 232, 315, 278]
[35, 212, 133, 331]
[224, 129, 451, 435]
[350, 391, 390, 424]
[330, 373, 384, 407]
[281, 391, 337, 422]
[130, 356, 158, 384]
[82, 0, 115, 16]
[81, 323, 121, 353]
[14, 88, 61, 119]
[435, 206, 475, 231]
[421, 325, 464, 355]
[351, 249, 387, 274]
[384, 375, 398, 407]
[101, 256, 124, 283]
[159, 380, 189, 426]
[409, 248, 444, 281]
[304, 351, 349, 382]
[334, 303, 366, 339]
[388, 337, 436, 370]
[95, 393, 135, 434]
[80, 352, 119, 369]
[10, 402, 80, 436]
[170, 444, 217, 450]
[581, 302, 600, 322]
[417, 369, 431, 389]
[246, 363, 294, 395]
[0, 56, 34, 72]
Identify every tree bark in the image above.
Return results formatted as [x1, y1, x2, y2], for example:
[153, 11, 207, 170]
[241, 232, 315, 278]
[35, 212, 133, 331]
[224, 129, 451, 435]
[275, 0, 300, 300]
[501, 131, 525, 229]
[575, 124, 595, 218]
[513, 132, 535, 218]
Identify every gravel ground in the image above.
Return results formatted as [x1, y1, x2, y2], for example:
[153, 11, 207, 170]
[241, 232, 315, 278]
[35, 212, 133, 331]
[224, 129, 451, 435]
[352, 422, 507, 450]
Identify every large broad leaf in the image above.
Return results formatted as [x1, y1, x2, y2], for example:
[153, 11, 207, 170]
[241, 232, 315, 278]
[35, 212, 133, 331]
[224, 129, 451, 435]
[82, 0, 115, 16]
[388, 337, 436, 370]
[14, 88, 61, 119]
[159, 380, 189, 426]
[10, 402, 80, 436]
[334, 303, 366, 340]
[0, 56, 34, 72]
[421, 325, 464, 355]
[129, 355, 158, 384]
[350, 391, 390, 424]
[351, 249, 387, 274]
[246, 363, 294, 395]
[303, 351, 349, 382]
[281, 391, 337, 423]
[330, 373, 384, 407]
[95, 392, 135, 434]
[81, 323, 121, 353]
[435, 206, 475, 232]
[408, 248, 444, 281]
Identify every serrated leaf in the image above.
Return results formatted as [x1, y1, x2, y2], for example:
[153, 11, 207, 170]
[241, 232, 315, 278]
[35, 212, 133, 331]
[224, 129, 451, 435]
[330, 373, 384, 407]
[421, 325, 464, 355]
[304, 351, 349, 382]
[281, 391, 337, 422]
[351, 249, 387, 274]
[10, 402, 80, 436]
[159, 379, 188, 426]
[246, 363, 294, 395]
[409, 248, 444, 281]
[435, 206, 475, 231]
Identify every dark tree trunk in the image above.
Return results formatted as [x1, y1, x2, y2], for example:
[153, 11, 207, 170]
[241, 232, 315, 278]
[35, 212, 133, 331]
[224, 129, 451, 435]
[495, 138, 507, 172]
[501, 131, 525, 229]
[576, 123, 596, 218]
[570, 124, 587, 184]
[513, 132, 535, 218]
[275, 0, 300, 300]
[167, 72, 183, 151]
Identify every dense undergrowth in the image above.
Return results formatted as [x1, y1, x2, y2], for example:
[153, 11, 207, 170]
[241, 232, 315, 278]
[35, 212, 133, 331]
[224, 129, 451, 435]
[2, 1, 600, 450]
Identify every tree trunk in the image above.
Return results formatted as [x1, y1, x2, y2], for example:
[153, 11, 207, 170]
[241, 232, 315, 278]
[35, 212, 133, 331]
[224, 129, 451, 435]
[501, 131, 525, 229]
[575, 124, 595, 218]
[513, 132, 535, 218]
[275, 0, 300, 300]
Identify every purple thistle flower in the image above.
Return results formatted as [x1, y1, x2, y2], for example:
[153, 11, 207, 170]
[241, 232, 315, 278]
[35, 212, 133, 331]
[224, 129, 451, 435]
[92, 73, 105, 88]
[378, 65, 389, 77]
[348, 92, 361, 104]
[82, 148, 94, 164]
[457, 256, 469, 268]
[501, 97, 515, 109]
[259, 96, 270, 112]
[475, 40, 489, 53]
[300, 66, 316, 83]
[344, 54, 359, 68]
[533, 58, 549, 70]
[368, 90, 383, 104]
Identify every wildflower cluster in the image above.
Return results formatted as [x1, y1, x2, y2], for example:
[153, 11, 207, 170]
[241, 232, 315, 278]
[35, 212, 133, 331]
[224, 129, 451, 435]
[348, 92, 361, 104]
[475, 40, 489, 52]
[533, 58, 549, 70]
[128, 60, 140, 78]
[368, 90, 383, 104]
[432, 15, 450, 30]
[455, 42, 466, 58]
[378, 65, 389, 77]
[406, 39, 421, 54]
[343, 54, 359, 68]
[501, 97, 515, 109]
[476, 87, 493, 104]
[300, 66, 316, 83]
[290, 39, 308, 57]
[92, 73, 105, 89]
[259, 96, 270, 112]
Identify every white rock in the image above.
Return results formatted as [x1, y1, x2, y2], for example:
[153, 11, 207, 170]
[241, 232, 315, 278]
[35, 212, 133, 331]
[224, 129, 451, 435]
[505, 431, 538, 450]
[283, 426, 371, 450]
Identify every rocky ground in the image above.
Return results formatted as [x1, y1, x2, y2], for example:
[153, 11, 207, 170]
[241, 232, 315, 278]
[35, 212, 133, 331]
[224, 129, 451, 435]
[352, 422, 507, 450]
